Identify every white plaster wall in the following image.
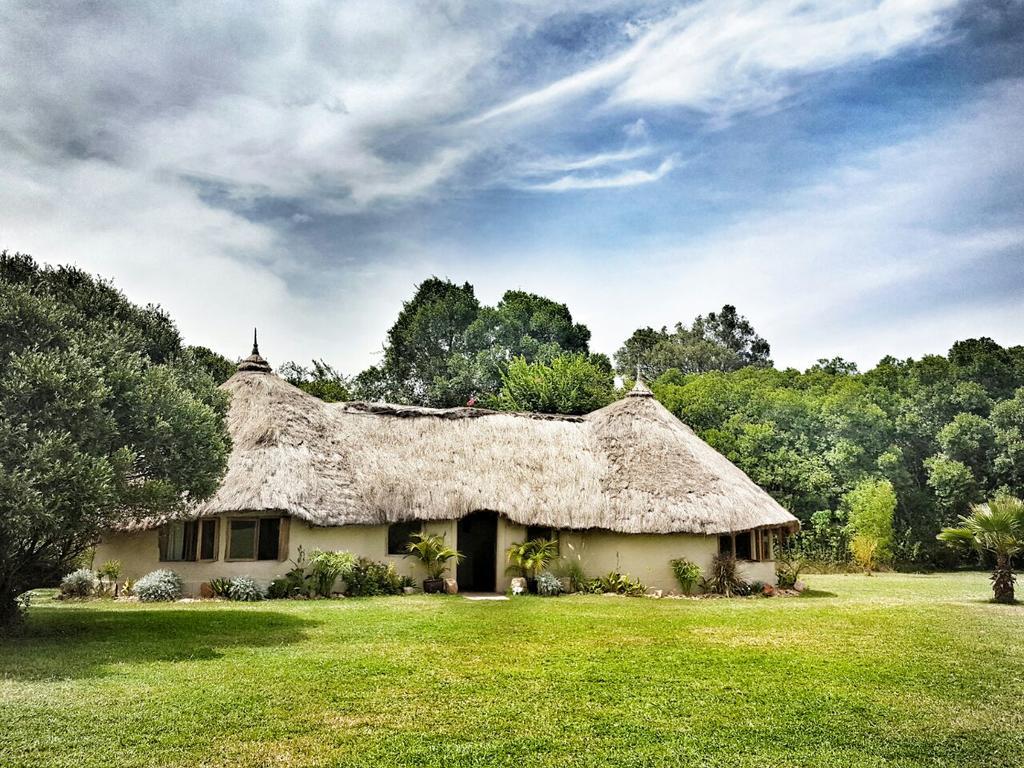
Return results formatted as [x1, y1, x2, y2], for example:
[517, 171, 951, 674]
[94, 515, 778, 596]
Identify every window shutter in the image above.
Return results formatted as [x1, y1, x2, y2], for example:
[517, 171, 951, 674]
[277, 516, 290, 561]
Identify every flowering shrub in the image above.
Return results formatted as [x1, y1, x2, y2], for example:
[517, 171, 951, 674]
[59, 568, 98, 599]
[134, 569, 184, 602]
[226, 576, 265, 602]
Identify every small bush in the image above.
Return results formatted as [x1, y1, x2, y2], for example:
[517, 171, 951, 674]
[59, 569, 98, 599]
[309, 550, 357, 597]
[558, 560, 587, 593]
[702, 554, 747, 597]
[208, 577, 233, 598]
[776, 552, 805, 590]
[135, 570, 184, 602]
[226, 576, 265, 602]
[585, 571, 646, 597]
[670, 558, 702, 594]
[536, 571, 564, 596]
[345, 558, 403, 597]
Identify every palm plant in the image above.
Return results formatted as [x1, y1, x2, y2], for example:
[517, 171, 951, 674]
[938, 495, 1024, 604]
[505, 537, 560, 579]
[405, 532, 463, 584]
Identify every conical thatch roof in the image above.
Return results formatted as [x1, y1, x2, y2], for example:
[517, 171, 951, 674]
[179, 363, 797, 535]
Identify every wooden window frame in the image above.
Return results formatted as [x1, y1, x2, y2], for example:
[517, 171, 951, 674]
[225, 516, 289, 562]
[159, 520, 220, 563]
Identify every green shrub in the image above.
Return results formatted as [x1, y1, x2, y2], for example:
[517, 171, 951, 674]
[844, 478, 896, 571]
[670, 558, 702, 594]
[775, 551, 805, 589]
[309, 550, 357, 597]
[135, 570, 184, 602]
[585, 571, 646, 596]
[505, 537, 559, 578]
[536, 571, 564, 596]
[701, 554, 747, 597]
[226, 576, 265, 602]
[96, 560, 122, 593]
[345, 558, 403, 597]
[558, 560, 587, 593]
[59, 568, 98, 599]
[208, 577, 233, 598]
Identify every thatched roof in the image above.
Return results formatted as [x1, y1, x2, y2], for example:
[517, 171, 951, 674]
[170, 357, 797, 536]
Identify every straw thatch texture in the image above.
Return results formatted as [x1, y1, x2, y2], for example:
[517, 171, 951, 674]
[154, 369, 798, 535]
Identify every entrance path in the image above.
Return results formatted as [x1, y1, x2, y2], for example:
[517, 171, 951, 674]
[461, 593, 509, 601]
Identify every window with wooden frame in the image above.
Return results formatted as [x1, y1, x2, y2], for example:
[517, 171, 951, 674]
[158, 519, 219, 562]
[226, 517, 288, 561]
[387, 520, 422, 555]
[735, 531, 753, 561]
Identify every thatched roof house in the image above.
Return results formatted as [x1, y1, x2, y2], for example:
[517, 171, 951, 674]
[97, 340, 798, 594]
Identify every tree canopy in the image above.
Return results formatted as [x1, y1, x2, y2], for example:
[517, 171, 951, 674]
[615, 304, 771, 380]
[0, 252, 230, 626]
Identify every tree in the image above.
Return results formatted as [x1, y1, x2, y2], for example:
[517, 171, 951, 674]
[937, 413, 995, 484]
[843, 478, 896, 571]
[381, 277, 481, 406]
[614, 305, 771, 379]
[938, 495, 1024, 603]
[187, 345, 236, 385]
[991, 388, 1024, 493]
[495, 354, 615, 415]
[924, 454, 977, 524]
[0, 252, 230, 627]
[369, 279, 595, 408]
[279, 359, 351, 402]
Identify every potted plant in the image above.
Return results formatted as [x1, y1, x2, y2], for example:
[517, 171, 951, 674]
[506, 537, 559, 593]
[406, 532, 463, 593]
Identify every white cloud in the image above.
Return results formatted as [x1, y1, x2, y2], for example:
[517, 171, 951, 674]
[525, 155, 677, 191]
[473, 0, 961, 123]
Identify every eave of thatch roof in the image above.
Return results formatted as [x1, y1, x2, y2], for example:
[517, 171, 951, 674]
[143, 368, 798, 536]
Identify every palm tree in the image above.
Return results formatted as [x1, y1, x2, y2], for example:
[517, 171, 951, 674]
[938, 495, 1024, 604]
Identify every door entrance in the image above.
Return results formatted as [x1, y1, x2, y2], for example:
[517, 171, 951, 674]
[457, 510, 498, 592]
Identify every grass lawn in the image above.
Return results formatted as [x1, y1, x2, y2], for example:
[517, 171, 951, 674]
[1, 572, 1022, 767]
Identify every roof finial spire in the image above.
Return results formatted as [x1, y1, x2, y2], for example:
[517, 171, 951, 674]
[237, 328, 272, 374]
[628, 363, 653, 397]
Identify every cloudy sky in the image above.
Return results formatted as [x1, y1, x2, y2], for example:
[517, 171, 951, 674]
[1, 0, 1022, 373]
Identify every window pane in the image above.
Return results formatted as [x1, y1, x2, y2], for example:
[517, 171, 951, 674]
[229, 521, 256, 559]
[199, 520, 217, 560]
[735, 531, 753, 560]
[387, 521, 422, 555]
[165, 523, 186, 561]
[257, 518, 281, 560]
[719, 535, 733, 555]
[526, 526, 554, 542]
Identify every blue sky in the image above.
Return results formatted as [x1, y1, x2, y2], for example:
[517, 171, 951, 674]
[1, 0, 1022, 373]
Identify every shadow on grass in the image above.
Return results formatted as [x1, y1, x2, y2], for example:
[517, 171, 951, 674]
[0, 605, 317, 681]
[798, 589, 839, 598]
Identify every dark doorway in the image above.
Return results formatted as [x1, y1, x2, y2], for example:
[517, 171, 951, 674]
[457, 510, 498, 592]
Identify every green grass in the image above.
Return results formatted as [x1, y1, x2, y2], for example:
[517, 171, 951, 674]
[1, 572, 1022, 767]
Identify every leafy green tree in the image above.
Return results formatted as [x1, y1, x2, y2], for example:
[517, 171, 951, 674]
[0, 252, 231, 627]
[991, 388, 1024, 493]
[380, 277, 481, 406]
[280, 359, 351, 402]
[843, 478, 896, 570]
[615, 305, 770, 379]
[937, 413, 995, 483]
[495, 354, 615, 415]
[939, 495, 1024, 603]
[187, 345, 236, 384]
[924, 454, 977, 524]
[370, 279, 594, 408]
